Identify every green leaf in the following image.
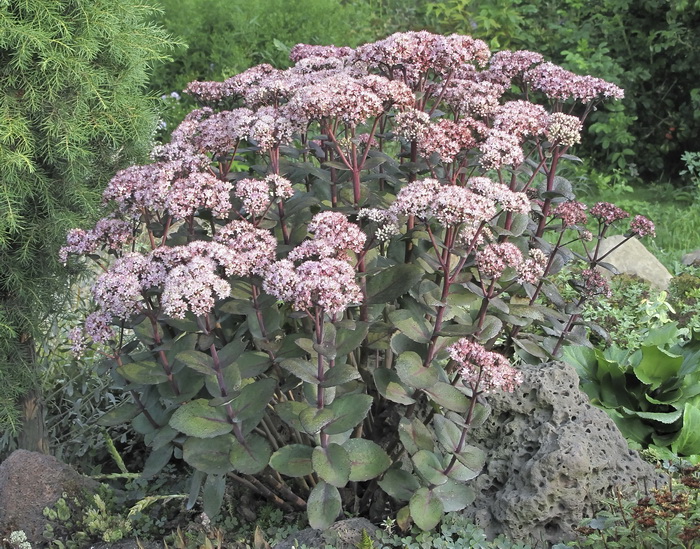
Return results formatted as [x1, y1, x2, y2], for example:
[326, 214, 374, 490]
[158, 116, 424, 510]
[373, 368, 416, 405]
[216, 338, 248, 369]
[412, 450, 448, 486]
[176, 350, 215, 374]
[202, 474, 226, 519]
[169, 399, 232, 438]
[229, 434, 271, 474]
[281, 358, 319, 384]
[621, 407, 683, 424]
[378, 469, 421, 502]
[477, 316, 502, 343]
[321, 363, 361, 388]
[236, 351, 272, 378]
[307, 482, 341, 530]
[409, 487, 444, 531]
[432, 480, 476, 512]
[230, 378, 277, 435]
[366, 263, 424, 304]
[454, 445, 486, 477]
[183, 435, 235, 475]
[275, 401, 307, 431]
[300, 407, 335, 435]
[635, 346, 683, 389]
[561, 345, 597, 381]
[335, 321, 370, 356]
[325, 394, 373, 435]
[270, 444, 314, 477]
[141, 445, 173, 479]
[312, 444, 351, 487]
[399, 417, 434, 455]
[205, 363, 242, 398]
[313, 322, 337, 359]
[389, 309, 432, 344]
[343, 439, 391, 481]
[396, 351, 438, 390]
[433, 415, 462, 453]
[97, 402, 140, 427]
[423, 382, 469, 413]
[672, 403, 700, 455]
[117, 361, 169, 385]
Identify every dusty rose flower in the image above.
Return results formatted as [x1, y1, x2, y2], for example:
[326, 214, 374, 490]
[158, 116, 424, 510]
[418, 119, 478, 163]
[393, 108, 430, 140]
[161, 255, 230, 318]
[476, 242, 523, 279]
[166, 172, 232, 220]
[517, 248, 548, 284]
[525, 62, 624, 102]
[289, 44, 353, 63]
[236, 178, 272, 217]
[553, 201, 588, 226]
[479, 130, 524, 170]
[629, 215, 655, 238]
[431, 186, 497, 226]
[390, 178, 442, 218]
[487, 50, 544, 83]
[307, 211, 366, 254]
[467, 177, 531, 214]
[590, 202, 629, 224]
[493, 100, 549, 139]
[581, 268, 612, 298]
[213, 221, 277, 277]
[448, 338, 523, 393]
[84, 311, 115, 345]
[60, 217, 134, 263]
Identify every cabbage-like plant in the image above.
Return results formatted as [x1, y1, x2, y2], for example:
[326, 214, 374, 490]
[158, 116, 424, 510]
[62, 31, 653, 530]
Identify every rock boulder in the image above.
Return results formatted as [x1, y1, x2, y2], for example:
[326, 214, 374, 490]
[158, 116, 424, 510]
[597, 235, 672, 289]
[464, 361, 663, 545]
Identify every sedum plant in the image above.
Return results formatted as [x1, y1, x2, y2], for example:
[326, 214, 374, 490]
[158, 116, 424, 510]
[62, 31, 655, 531]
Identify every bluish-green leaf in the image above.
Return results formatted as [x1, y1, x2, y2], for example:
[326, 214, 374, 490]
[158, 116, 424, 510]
[433, 415, 462, 453]
[373, 368, 416, 405]
[366, 263, 424, 304]
[117, 361, 169, 385]
[281, 358, 319, 384]
[169, 399, 231, 438]
[307, 482, 341, 530]
[312, 443, 350, 487]
[229, 434, 271, 475]
[269, 444, 314, 477]
[183, 435, 235, 475]
[321, 363, 361, 388]
[202, 474, 226, 519]
[325, 394, 373, 435]
[671, 403, 700, 455]
[412, 450, 448, 486]
[343, 439, 391, 481]
[423, 382, 469, 413]
[399, 417, 434, 455]
[389, 309, 432, 344]
[176, 350, 215, 375]
[432, 480, 476, 512]
[300, 407, 335, 435]
[409, 487, 444, 531]
[378, 469, 420, 502]
[396, 351, 438, 390]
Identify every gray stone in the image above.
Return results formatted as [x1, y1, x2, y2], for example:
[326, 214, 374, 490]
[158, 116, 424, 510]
[682, 249, 700, 266]
[464, 361, 663, 545]
[597, 235, 672, 289]
[273, 518, 378, 549]
[0, 449, 101, 545]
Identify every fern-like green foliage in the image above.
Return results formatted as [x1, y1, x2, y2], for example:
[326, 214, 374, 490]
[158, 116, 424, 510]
[0, 0, 175, 435]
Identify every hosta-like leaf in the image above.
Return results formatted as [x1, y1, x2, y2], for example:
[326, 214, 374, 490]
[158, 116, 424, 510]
[269, 444, 314, 477]
[176, 350, 215, 375]
[343, 439, 391, 481]
[412, 450, 448, 486]
[117, 361, 169, 385]
[169, 399, 231, 438]
[396, 351, 438, 390]
[307, 482, 341, 530]
[378, 469, 421, 502]
[672, 403, 700, 455]
[432, 479, 476, 512]
[229, 434, 271, 474]
[312, 444, 351, 487]
[409, 487, 444, 531]
[423, 382, 469, 413]
[398, 417, 434, 455]
[324, 394, 373, 435]
[373, 368, 416, 405]
[183, 435, 235, 475]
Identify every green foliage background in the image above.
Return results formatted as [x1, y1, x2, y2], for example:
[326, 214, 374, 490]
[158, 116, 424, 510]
[0, 0, 174, 435]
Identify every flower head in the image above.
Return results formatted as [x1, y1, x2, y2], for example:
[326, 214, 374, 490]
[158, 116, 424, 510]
[630, 215, 655, 238]
[590, 202, 629, 224]
[546, 113, 583, 147]
[448, 339, 523, 393]
[476, 242, 524, 279]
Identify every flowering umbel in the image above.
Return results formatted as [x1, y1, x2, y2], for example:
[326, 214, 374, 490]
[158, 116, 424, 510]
[448, 339, 523, 393]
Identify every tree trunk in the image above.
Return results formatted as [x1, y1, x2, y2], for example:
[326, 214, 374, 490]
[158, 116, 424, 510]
[17, 335, 49, 454]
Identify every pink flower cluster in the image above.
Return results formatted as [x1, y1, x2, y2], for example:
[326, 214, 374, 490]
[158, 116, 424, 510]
[60, 217, 134, 263]
[553, 201, 588, 226]
[546, 113, 583, 147]
[580, 268, 612, 298]
[630, 215, 655, 238]
[476, 242, 523, 279]
[590, 202, 629, 224]
[525, 62, 624, 103]
[448, 338, 523, 393]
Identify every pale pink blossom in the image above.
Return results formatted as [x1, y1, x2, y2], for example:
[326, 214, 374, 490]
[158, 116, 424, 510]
[235, 178, 272, 216]
[391, 178, 442, 218]
[553, 201, 588, 226]
[517, 248, 548, 284]
[476, 242, 523, 279]
[590, 202, 629, 224]
[161, 255, 230, 318]
[166, 172, 232, 220]
[629, 215, 655, 238]
[479, 130, 524, 169]
[546, 113, 583, 147]
[493, 101, 549, 138]
[393, 108, 431, 140]
[448, 338, 523, 393]
[431, 186, 497, 226]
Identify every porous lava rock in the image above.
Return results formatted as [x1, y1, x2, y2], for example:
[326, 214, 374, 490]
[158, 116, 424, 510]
[597, 234, 672, 289]
[464, 361, 663, 545]
[0, 449, 100, 545]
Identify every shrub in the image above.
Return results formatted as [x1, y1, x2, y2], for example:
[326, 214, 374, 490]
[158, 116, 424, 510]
[62, 31, 655, 532]
[0, 0, 174, 448]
